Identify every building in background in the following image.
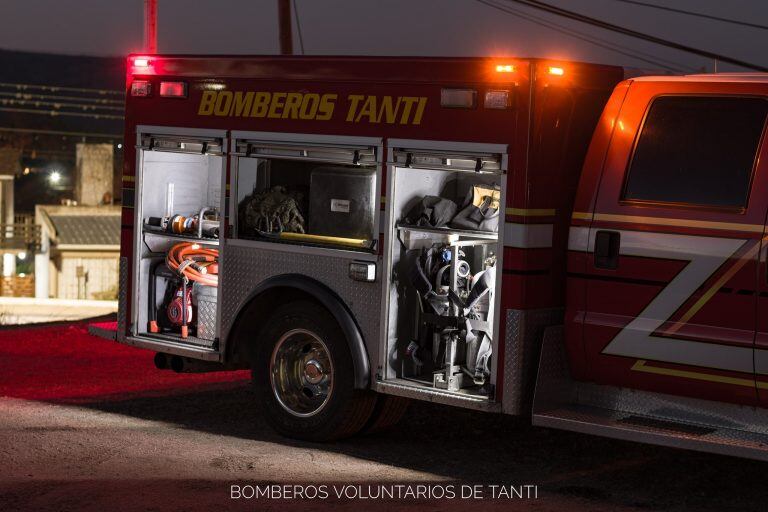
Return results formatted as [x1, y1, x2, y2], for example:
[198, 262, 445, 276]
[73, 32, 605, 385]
[0, 49, 124, 302]
[35, 204, 120, 300]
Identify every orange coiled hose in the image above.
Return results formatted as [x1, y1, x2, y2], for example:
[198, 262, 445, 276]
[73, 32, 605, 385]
[165, 242, 219, 287]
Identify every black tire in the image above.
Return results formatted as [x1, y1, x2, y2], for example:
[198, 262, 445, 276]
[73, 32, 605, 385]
[252, 300, 375, 442]
[362, 394, 410, 435]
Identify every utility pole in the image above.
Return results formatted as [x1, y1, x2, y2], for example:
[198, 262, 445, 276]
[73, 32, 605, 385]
[144, 0, 158, 53]
[278, 0, 293, 55]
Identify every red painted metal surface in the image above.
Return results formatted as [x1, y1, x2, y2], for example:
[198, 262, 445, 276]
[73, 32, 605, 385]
[567, 77, 768, 405]
[121, 55, 624, 403]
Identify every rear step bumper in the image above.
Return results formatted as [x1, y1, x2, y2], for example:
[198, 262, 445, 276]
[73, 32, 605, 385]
[533, 326, 768, 461]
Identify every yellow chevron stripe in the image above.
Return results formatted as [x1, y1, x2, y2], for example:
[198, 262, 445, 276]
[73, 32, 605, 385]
[666, 239, 765, 335]
[505, 207, 556, 217]
[632, 359, 768, 389]
[571, 211, 592, 221]
[587, 212, 764, 233]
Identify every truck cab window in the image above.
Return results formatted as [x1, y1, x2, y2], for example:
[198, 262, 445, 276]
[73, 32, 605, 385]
[623, 96, 768, 209]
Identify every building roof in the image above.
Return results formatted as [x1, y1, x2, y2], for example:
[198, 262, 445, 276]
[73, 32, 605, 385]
[48, 214, 120, 247]
[36, 205, 122, 249]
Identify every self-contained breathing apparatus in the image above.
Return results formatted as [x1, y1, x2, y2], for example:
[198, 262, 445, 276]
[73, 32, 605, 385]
[407, 244, 496, 392]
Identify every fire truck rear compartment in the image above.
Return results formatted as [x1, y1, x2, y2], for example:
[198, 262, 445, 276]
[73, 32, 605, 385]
[134, 147, 223, 348]
[384, 159, 504, 400]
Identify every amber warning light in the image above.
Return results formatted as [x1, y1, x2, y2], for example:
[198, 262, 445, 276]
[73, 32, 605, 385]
[495, 64, 515, 73]
[548, 66, 565, 76]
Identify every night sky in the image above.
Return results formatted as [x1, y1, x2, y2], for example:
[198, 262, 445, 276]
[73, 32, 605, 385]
[0, 0, 765, 72]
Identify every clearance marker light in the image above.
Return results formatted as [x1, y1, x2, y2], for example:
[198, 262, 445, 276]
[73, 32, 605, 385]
[440, 88, 477, 108]
[484, 90, 510, 109]
[548, 66, 565, 76]
[133, 57, 151, 67]
[496, 64, 515, 73]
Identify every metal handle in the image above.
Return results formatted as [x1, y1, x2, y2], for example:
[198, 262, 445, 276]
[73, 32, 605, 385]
[594, 230, 620, 269]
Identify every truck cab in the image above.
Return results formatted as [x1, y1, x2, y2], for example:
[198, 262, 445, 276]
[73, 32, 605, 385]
[535, 74, 768, 457]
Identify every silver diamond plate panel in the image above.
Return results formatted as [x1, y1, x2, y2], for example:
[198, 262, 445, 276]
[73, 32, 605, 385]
[220, 243, 381, 380]
[501, 308, 563, 415]
[196, 297, 217, 341]
[532, 325, 577, 409]
[533, 325, 768, 460]
[117, 256, 128, 343]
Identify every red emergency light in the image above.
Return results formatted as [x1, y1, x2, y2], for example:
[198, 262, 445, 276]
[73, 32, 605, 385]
[130, 55, 156, 75]
[160, 81, 188, 98]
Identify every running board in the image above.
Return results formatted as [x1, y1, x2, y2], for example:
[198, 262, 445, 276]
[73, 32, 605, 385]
[532, 326, 768, 461]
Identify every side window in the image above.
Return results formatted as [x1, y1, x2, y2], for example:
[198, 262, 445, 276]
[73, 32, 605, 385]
[623, 96, 768, 209]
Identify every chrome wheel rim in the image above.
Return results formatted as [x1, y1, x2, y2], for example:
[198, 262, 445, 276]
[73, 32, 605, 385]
[270, 328, 334, 417]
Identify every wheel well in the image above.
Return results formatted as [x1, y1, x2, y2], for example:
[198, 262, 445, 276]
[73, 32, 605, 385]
[227, 286, 318, 365]
[226, 274, 371, 389]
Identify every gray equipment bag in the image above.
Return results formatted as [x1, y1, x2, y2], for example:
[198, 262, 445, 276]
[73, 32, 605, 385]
[450, 184, 501, 232]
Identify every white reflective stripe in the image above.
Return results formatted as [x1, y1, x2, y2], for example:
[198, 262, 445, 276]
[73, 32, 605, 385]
[503, 223, 553, 248]
[568, 226, 590, 252]
[753, 350, 768, 376]
[587, 229, 754, 373]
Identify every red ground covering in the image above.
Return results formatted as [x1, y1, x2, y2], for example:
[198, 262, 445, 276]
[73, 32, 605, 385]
[0, 321, 250, 403]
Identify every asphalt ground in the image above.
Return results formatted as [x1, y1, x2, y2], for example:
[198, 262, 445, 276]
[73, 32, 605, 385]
[1, 320, 767, 511]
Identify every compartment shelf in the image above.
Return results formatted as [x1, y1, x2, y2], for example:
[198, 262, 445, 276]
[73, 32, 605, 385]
[142, 229, 220, 247]
[396, 223, 497, 249]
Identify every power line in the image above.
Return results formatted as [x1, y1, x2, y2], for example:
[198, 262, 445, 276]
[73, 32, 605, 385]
[479, 0, 688, 72]
[607, 0, 768, 31]
[293, 0, 305, 55]
[502, 0, 768, 71]
[0, 90, 124, 106]
[0, 81, 123, 96]
[0, 98, 124, 113]
[0, 107, 124, 121]
[477, 0, 694, 72]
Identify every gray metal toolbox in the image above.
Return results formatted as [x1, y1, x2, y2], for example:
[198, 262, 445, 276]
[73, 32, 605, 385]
[309, 166, 376, 240]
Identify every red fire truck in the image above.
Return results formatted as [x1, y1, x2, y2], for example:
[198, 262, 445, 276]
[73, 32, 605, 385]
[105, 54, 768, 459]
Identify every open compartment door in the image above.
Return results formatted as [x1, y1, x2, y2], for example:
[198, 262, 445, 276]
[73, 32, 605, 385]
[130, 128, 227, 357]
[380, 141, 507, 406]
